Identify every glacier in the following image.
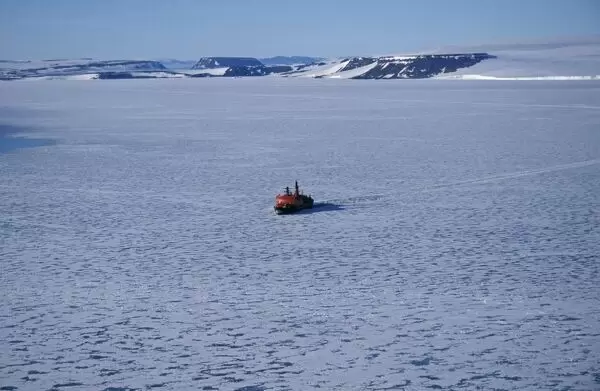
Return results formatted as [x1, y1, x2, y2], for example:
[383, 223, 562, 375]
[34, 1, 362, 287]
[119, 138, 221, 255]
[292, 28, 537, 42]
[432, 37, 600, 80]
[1, 78, 600, 391]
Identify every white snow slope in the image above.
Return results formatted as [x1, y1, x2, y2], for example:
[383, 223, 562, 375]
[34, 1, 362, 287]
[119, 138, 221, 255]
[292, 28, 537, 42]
[289, 60, 351, 78]
[1, 78, 600, 391]
[433, 37, 600, 79]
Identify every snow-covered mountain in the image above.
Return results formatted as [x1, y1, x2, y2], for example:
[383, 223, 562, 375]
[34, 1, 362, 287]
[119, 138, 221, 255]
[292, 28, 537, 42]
[2, 38, 599, 81]
[282, 53, 495, 79]
[181, 54, 497, 79]
[0, 59, 169, 80]
[191, 57, 263, 69]
[190, 56, 321, 69]
[187, 56, 310, 77]
[0, 54, 497, 80]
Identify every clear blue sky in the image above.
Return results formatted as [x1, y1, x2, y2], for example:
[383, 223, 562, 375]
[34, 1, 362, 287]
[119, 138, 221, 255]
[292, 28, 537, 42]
[1, 0, 599, 60]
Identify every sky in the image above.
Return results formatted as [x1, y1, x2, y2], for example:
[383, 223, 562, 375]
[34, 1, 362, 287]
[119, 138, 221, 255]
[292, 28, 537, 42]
[1, 0, 599, 60]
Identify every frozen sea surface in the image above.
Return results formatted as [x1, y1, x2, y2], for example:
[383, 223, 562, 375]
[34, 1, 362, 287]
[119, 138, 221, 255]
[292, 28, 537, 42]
[1, 78, 600, 391]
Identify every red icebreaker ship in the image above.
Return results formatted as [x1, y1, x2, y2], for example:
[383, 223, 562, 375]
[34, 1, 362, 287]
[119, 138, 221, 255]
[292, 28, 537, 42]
[274, 181, 314, 214]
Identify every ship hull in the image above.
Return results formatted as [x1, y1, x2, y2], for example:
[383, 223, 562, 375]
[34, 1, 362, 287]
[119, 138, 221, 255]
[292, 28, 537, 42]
[274, 202, 313, 215]
[274, 206, 300, 215]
